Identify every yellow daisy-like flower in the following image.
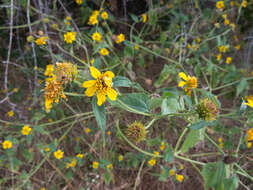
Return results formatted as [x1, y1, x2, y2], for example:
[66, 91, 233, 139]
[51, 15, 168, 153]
[54, 149, 64, 159]
[2, 140, 12, 149]
[245, 96, 253, 109]
[22, 125, 32, 135]
[178, 72, 197, 96]
[35, 36, 48, 46]
[44, 147, 50, 152]
[92, 161, 99, 169]
[176, 174, 184, 182]
[7, 110, 14, 117]
[153, 151, 159, 156]
[246, 128, 253, 141]
[118, 155, 123, 161]
[106, 163, 113, 169]
[76, 153, 84, 158]
[216, 1, 225, 10]
[226, 57, 232, 64]
[142, 13, 147, 23]
[101, 11, 108, 20]
[67, 159, 77, 168]
[82, 67, 117, 106]
[88, 15, 98, 25]
[44, 64, 54, 76]
[160, 141, 165, 151]
[148, 159, 156, 166]
[218, 45, 228, 53]
[169, 169, 175, 176]
[115, 33, 125, 44]
[40, 188, 46, 190]
[247, 142, 252, 148]
[92, 32, 102, 43]
[217, 53, 222, 61]
[224, 19, 230, 26]
[64, 32, 76, 44]
[242, 0, 247, 7]
[99, 48, 109, 56]
[75, 0, 82, 5]
[84, 127, 91, 134]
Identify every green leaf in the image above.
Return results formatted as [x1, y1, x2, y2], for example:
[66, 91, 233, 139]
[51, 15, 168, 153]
[223, 175, 238, 190]
[92, 96, 106, 143]
[236, 78, 248, 96]
[180, 129, 200, 153]
[164, 146, 173, 163]
[113, 76, 132, 87]
[104, 170, 112, 184]
[189, 120, 210, 130]
[129, 13, 139, 22]
[161, 97, 180, 115]
[154, 64, 170, 88]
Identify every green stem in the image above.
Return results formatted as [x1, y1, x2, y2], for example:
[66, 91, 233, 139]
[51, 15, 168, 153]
[145, 117, 158, 129]
[204, 133, 225, 154]
[175, 128, 188, 152]
[133, 160, 145, 190]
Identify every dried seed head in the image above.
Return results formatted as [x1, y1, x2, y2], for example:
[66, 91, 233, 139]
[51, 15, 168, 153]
[196, 98, 219, 121]
[126, 121, 147, 143]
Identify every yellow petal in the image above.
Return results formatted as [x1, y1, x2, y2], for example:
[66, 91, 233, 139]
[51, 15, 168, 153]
[107, 88, 117, 101]
[104, 71, 115, 79]
[90, 66, 101, 79]
[82, 80, 96, 88]
[178, 72, 188, 81]
[178, 81, 186, 87]
[97, 91, 106, 106]
[85, 86, 97, 97]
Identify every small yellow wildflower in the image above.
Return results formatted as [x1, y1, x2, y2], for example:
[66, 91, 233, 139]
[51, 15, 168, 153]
[230, 1, 234, 6]
[169, 169, 175, 176]
[107, 163, 113, 169]
[153, 151, 159, 156]
[179, 164, 184, 170]
[90, 58, 95, 65]
[13, 88, 18, 93]
[99, 48, 109, 56]
[101, 11, 108, 20]
[66, 16, 71, 21]
[176, 174, 184, 182]
[88, 15, 98, 25]
[92, 32, 102, 43]
[148, 159, 156, 166]
[230, 23, 236, 30]
[26, 35, 34, 42]
[35, 36, 48, 45]
[214, 22, 220, 28]
[142, 14, 147, 23]
[2, 140, 12, 149]
[82, 66, 116, 105]
[7, 110, 14, 117]
[217, 53, 222, 61]
[216, 1, 225, 10]
[242, 0, 247, 7]
[76, 153, 84, 158]
[64, 32, 76, 44]
[54, 149, 64, 159]
[178, 72, 197, 96]
[118, 155, 123, 161]
[107, 130, 111, 136]
[75, 0, 82, 5]
[160, 141, 165, 151]
[70, 159, 77, 167]
[187, 44, 192, 49]
[52, 23, 59, 30]
[246, 128, 253, 141]
[22, 125, 32, 135]
[40, 188, 46, 190]
[44, 147, 50, 152]
[115, 33, 125, 44]
[226, 57, 232, 64]
[92, 161, 99, 169]
[65, 21, 71, 26]
[218, 45, 228, 53]
[224, 19, 230, 26]
[245, 96, 253, 109]
[85, 127, 91, 134]
[44, 64, 54, 76]
[222, 14, 227, 19]
[247, 142, 252, 148]
[234, 44, 240, 50]
[134, 44, 139, 50]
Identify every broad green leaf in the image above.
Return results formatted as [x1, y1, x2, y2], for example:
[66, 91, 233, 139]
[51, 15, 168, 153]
[164, 146, 173, 163]
[161, 97, 180, 115]
[113, 76, 132, 87]
[189, 120, 217, 130]
[236, 78, 248, 96]
[92, 96, 106, 143]
[104, 170, 112, 184]
[154, 64, 170, 88]
[223, 175, 238, 190]
[150, 97, 163, 110]
[180, 129, 200, 153]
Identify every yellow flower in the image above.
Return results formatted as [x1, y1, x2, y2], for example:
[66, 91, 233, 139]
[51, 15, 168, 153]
[26, 35, 34, 42]
[169, 169, 175, 176]
[153, 151, 159, 156]
[22, 125, 32, 135]
[70, 159, 77, 167]
[245, 96, 253, 109]
[13, 88, 18, 93]
[142, 14, 147, 23]
[7, 110, 14, 117]
[179, 164, 184, 170]
[107, 163, 113, 169]
[40, 188, 46, 190]
[85, 127, 91, 134]
[246, 128, 253, 141]
[219, 143, 223, 148]
[118, 155, 123, 161]
[35, 36, 48, 45]
[242, 0, 247, 7]
[176, 174, 184, 182]
[214, 22, 220, 28]
[148, 159, 156, 166]
[66, 16, 71, 21]
[51, 23, 59, 30]
[226, 57, 232, 64]
[222, 14, 227, 19]
[44, 147, 50, 152]
[247, 142, 252, 148]
[107, 130, 111, 136]
[115, 33, 125, 44]
[44, 64, 54, 76]
[230, 23, 236, 30]
[160, 141, 165, 151]
[65, 21, 71, 26]
[178, 72, 197, 96]
[216, 1, 225, 10]
[90, 58, 95, 65]
[75, 0, 82, 5]
[218, 45, 228, 53]
[224, 19, 230, 26]
[2, 140, 12, 149]
[82, 66, 117, 106]
[134, 44, 139, 50]
[64, 32, 76, 44]
[92, 161, 99, 169]
[234, 44, 240, 50]
[92, 32, 102, 42]
[230, 1, 234, 7]
[76, 153, 84, 158]
[217, 53, 222, 61]
[55, 62, 77, 84]
[101, 11, 108, 20]
[99, 48, 109, 56]
[88, 15, 98, 25]
[54, 149, 64, 159]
